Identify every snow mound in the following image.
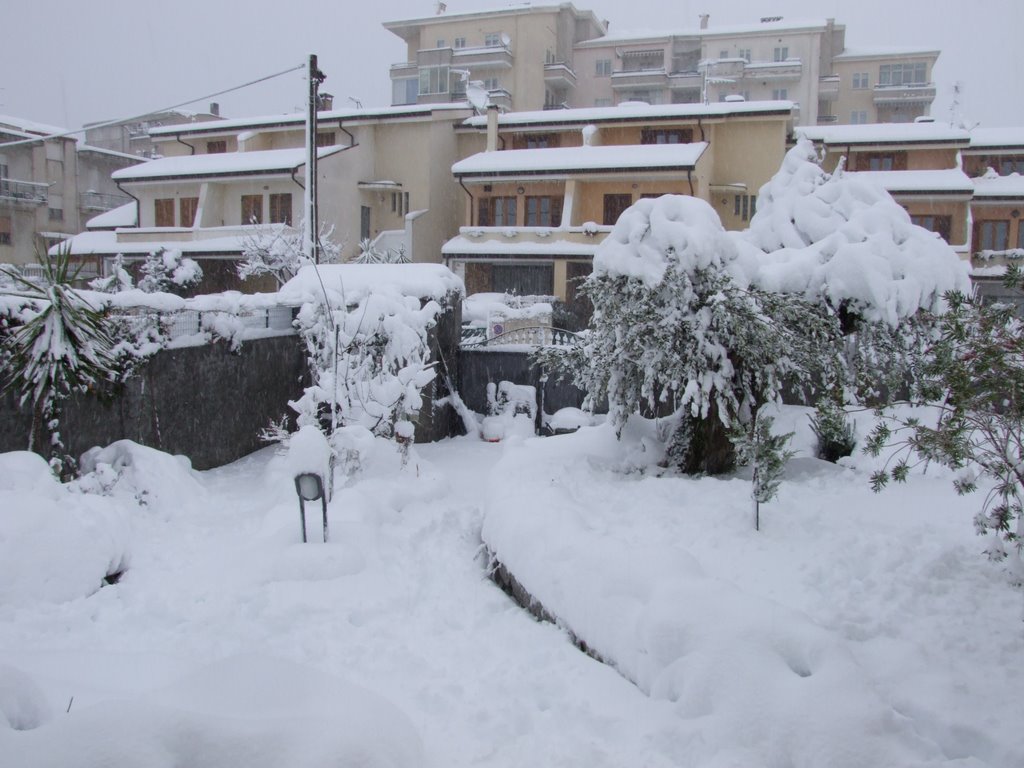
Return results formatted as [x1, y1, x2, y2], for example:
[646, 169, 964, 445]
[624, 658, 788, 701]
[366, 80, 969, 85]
[0, 452, 131, 606]
[76, 440, 206, 514]
[741, 138, 971, 326]
[0, 654, 423, 768]
[594, 195, 749, 288]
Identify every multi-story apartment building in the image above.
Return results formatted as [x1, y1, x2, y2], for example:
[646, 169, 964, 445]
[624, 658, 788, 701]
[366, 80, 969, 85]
[83, 105, 224, 159]
[1, 115, 140, 267]
[385, 8, 938, 126]
[385, 3, 607, 111]
[61, 104, 474, 292]
[442, 101, 793, 305]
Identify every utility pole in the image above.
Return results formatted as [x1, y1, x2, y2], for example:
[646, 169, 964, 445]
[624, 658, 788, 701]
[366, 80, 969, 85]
[306, 54, 326, 264]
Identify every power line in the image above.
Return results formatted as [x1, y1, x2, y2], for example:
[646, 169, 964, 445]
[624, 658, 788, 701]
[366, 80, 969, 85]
[0, 62, 306, 149]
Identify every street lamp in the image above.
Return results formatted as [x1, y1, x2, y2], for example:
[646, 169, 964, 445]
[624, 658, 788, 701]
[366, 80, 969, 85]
[294, 472, 329, 543]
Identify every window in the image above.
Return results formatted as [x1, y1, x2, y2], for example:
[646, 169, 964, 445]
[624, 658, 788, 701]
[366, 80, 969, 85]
[404, 192, 409, 214]
[733, 194, 757, 221]
[392, 77, 419, 106]
[859, 151, 906, 171]
[596, 58, 612, 76]
[850, 110, 868, 124]
[772, 88, 788, 100]
[852, 72, 869, 89]
[719, 49, 729, 60]
[0, 161, 7, 179]
[48, 207, 63, 221]
[641, 128, 693, 144]
[453, 37, 466, 49]
[622, 50, 663, 72]
[879, 62, 927, 86]
[997, 157, 1024, 175]
[477, 196, 517, 226]
[513, 133, 559, 150]
[419, 65, 450, 95]
[482, 77, 499, 91]
[179, 197, 199, 227]
[269, 193, 292, 225]
[241, 194, 263, 224]
[484, 32, 502, 47]
[0, 215, 10, 246]
[738, 48, 751, 62]
[911, 214, 951, 242]
[1019, 224, 1024, 250]
[977, 220, 1009, 252]
[595, 98, 612, 107]
[773, 46, 789, 62]
[392, 191, 399, 213]
[603, 194, 632, 226]
[206, 140, 227, 154]
[435, 38, 446, 48]
[525, 196, 563, 227]
[360, 205, 371, 240]
[316, 131, 335, 147]
[155, 198, 175, 227]
[492, 264, 553, 296]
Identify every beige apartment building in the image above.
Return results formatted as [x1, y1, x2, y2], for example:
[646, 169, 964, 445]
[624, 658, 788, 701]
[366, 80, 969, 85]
[61, 104, 474, 292]
[1, 115, 140, 268]
[83, 105, 224, 159]
[385, 3, 607, 112]
[385, 7, 938, 127]
[442, 101, 793, 303]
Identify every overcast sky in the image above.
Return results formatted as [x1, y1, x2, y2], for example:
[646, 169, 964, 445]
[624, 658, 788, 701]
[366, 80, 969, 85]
[2, 0, 1021, 133]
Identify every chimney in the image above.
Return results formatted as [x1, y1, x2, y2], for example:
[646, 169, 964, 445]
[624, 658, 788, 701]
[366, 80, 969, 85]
[318, 92, 334, 111]
[699, 14, 710, 30]
[486, 103, 499, 152]
[209, 102, 220, 117]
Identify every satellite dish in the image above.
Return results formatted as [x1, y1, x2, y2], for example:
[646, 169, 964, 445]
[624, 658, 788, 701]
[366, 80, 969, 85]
[466, 81, 491, 113]
[500, 32, 511, 47]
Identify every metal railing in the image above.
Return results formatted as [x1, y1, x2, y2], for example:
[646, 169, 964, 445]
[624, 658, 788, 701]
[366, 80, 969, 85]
[112, 305, 295, 341]
[81, 190, 132, 211]
[462, 325, 580, 348]
[0, 178, 48, 205]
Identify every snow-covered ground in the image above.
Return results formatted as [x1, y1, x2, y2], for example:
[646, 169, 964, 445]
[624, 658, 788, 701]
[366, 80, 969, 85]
[1, 410, 1022, 766]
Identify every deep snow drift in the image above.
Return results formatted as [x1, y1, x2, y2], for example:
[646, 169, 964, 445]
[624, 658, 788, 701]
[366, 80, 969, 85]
[1, 415, 1022, 767]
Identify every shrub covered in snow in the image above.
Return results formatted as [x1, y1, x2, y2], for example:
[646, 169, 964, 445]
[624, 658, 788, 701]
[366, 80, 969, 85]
[580, 195, 841, 473]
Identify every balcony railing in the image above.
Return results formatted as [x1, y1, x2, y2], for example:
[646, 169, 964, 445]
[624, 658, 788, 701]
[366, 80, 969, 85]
[743, 59, 803, 81]
[0, 178, 48, 206]
[873, 83, 936, 105]
[543, 62, 577, 89]
[81, 190, 132, 212]
[611, 68, 669, 90]
[818, 75, 841, 99]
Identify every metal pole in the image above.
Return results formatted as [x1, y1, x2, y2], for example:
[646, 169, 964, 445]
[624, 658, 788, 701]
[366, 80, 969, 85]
[298, 498, 307, 543]
[321, 496, 329, 543]
[306, 54, 326, 264]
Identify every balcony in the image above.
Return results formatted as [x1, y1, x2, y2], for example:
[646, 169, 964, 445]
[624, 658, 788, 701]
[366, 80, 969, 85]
[818, 75, 840, 100]
[81, 190, 132, 212]
[668, 71, 703, 90]
[873, 83, 937, 105]
[743, 59, 803, 81]
[452, 44, 514, 70]
[0, 178, 48, 207]
[544, 63, 577, 90]
[448, 225, 613, 256]
[390, 61, 417, 77]
[611, 68, 669, 90]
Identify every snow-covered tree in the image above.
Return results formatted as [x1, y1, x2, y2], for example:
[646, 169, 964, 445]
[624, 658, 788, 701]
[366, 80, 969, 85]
[0, 248, 118, 477]
[865, 269, 1024, 576]
[352, 238, 410, 265]
[137, 248, 203, 294]
[238, 223, 342, 287]
[580, 195, 842, 474]
[731, 412, 795, 530]
[89, 254, 134, 294]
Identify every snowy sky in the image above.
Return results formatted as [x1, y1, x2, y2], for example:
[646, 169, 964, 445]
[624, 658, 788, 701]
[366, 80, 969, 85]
[2, 0, 1021, 132]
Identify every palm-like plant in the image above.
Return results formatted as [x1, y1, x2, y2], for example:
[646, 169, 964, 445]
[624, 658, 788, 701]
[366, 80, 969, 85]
[1, 246, 118, 476]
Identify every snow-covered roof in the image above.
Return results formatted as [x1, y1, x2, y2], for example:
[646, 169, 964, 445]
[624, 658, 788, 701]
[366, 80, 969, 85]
[0, 113, 71, 138]
[111, 146, 346, 182]
[57, 230, 248, 257]
[77, 144, 146, 163]
[278, 264, 464, 304]
[148, 104, 472, 138]
[834, 46, 939, 60]
[796, 123, 969, 147]
[848, 169, 974, 195]
[577, 17, 837, 46]
[452, 142, 708, 178]
[462, 101, 793, 130]
[964, 127, 1024, 151]
[86, 202, 138, 230]
[971, 172, 1024, 199]
[385, 4, 600, 35]
[442, 235, 600, 257]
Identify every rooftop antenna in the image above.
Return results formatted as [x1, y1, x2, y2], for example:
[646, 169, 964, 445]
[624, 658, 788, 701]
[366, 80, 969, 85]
[347, 96, 363, 109]
[436, 2, 447, 14]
